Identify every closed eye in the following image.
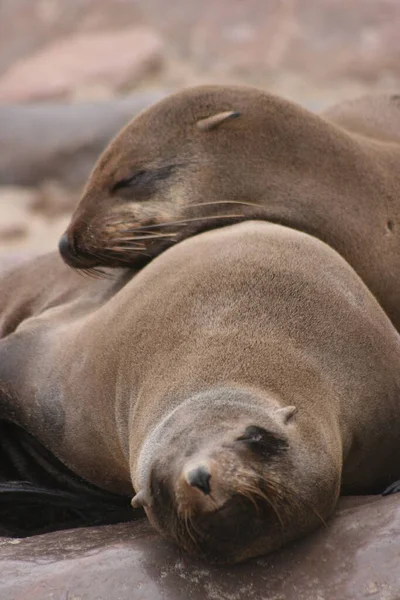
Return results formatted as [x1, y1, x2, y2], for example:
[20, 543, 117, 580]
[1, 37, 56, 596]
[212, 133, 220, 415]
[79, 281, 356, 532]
[111, 164, 177, 195]
[236, 425, 288, 458]
[111, 170, 146, 192]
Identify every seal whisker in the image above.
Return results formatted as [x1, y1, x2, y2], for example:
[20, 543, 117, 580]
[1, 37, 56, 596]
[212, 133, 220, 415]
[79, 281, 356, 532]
[187, 512, 207, 545]
[300, 498, 328, 528]
[108, 237, 146, 246]
[208, 493, 219, 509]
[95, 248, 152, 262]
[238, 488, 260, 515]
[183, 510, 199, 547]
[107, 245, 147, 252]
[263, 479, 326, 532]
[110, 234, 178, 244]
[78, 267, 106, 279]
[262, 480, 300, 516]
[74, 248, 117, 278]
[60, 258, 99, 279]
[115, 229, 172, 236]
[176, 511, 199, 551]
[120, 233, 178, 241]
[261, 476, 309, 524]
[244, 483, 285, 528]
[273, 483, 327, 530]
[112, 214, 245, 234]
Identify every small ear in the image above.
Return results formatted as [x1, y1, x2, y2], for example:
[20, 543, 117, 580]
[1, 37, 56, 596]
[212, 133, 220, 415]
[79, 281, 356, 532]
[275, 405, 297, 424]
[131, 490, 150, 509]
[196, 111, 241, 131]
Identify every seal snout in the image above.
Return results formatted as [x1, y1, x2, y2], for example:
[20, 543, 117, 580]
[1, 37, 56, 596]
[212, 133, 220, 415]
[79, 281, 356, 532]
[58, 231, 81, 268]
[186, 465, 211, 495]
[176, 460, 218, 512]
[58, 231, 98, 269]
[58, 232, 73, 261]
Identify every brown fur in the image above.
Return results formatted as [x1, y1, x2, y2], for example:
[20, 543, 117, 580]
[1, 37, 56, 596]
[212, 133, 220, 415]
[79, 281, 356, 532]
[2, 221, 400, 563]
[60, 85, 400, 330]
[0, 254, 132, 339]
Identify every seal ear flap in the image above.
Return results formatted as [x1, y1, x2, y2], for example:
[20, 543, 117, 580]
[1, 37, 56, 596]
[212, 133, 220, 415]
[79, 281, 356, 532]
[275, 405, 297, 424]
[196, 111, 241, 131]
[131, 490, 151, 509]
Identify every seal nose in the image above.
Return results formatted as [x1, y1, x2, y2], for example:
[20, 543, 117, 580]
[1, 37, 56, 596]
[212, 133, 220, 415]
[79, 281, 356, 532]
[186, 466, 211, 495]
[58, 231, 99, 269]
[58, 231, 85, 268]
[58, 232, 74, 263]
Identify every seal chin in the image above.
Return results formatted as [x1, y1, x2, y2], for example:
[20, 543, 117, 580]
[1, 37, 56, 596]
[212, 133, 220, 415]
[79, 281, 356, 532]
[148, 487, 278, 565]
[189, 494, 268, 564]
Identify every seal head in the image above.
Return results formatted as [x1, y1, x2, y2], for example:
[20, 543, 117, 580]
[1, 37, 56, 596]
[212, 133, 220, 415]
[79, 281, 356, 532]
[59, 87, 400, 270]
[131, 388, 331, 565]
[59, 86, 400, 330]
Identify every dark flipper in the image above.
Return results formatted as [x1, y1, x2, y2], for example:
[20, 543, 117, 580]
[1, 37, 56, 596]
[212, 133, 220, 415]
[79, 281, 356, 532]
[382, 481, 400, 496]
[0, 481, 135, 537]
[0, 420, 140, 537]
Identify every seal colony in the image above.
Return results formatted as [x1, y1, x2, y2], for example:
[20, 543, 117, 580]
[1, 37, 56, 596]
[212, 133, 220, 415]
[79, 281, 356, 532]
[1, 222, 400, 563]
[59, 86, 400, 330]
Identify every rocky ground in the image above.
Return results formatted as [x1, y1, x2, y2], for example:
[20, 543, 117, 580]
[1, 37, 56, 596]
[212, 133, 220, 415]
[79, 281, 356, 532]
[1, 495, 399, 600]
[1, 0, 400, 261]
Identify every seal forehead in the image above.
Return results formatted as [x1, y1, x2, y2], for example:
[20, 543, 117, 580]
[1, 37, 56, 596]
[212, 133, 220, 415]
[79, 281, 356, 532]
[134, 84, 270, 127]
[92, 90, 222, 180]
[86, 85, 278, 186]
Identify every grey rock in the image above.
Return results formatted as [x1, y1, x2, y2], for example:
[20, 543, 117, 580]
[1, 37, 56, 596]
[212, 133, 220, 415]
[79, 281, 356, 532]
[0, 92, 167, 187]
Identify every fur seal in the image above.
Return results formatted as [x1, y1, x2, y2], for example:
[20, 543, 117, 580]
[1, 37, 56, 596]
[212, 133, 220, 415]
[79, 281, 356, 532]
[2, 221, 400, 563]
[59, 86, 400, 331]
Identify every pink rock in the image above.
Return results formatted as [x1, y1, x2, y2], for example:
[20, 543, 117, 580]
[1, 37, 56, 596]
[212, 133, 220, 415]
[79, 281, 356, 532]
[0, 28, 164, 103]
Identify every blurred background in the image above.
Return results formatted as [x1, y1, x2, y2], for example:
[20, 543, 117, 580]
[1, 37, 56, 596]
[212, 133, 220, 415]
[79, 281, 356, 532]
[1, 0, 400, 265]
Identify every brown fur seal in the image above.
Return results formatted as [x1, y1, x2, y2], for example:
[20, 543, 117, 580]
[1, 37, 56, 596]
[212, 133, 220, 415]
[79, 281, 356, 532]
[59, 86, 400, 331]
[2, 221, 400, 563]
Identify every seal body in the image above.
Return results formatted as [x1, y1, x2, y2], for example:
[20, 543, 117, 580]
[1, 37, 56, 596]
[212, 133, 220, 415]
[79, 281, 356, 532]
[2, 222, 400, 563]
[59, 86, 400, 330]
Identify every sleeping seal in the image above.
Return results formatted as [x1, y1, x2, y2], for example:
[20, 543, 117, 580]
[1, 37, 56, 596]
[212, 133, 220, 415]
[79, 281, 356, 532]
[59, 86, 400, 330]
[1, 221, 400, 562]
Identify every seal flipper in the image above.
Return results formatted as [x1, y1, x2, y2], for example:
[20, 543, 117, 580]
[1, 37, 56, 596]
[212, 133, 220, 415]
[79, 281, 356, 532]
[0, 481, 135, 537]
[382, 480, 400, 495]
[0, 420, 139, 537]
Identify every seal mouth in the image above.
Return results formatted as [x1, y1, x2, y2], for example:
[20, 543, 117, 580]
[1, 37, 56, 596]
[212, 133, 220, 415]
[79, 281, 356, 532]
[176, 493, 275, 564]
[148, 466, 287, 564]
[60, 201, 270, 270]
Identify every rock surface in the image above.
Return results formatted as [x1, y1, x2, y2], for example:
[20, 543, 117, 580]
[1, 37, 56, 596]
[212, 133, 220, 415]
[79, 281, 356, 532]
[0, 28, 164, 103]
[1, 0, 400, 105]
[1, 495, 399, 600]
[0, 184, 70, 258]
[0, 92, 166, 187]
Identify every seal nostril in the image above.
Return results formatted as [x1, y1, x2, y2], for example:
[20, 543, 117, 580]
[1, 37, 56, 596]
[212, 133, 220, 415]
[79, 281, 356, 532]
[58, 232, 72, 261]
[58, 232, 82, 267]
[187, 466, 211, 495]
[58, 231, 100, 269]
